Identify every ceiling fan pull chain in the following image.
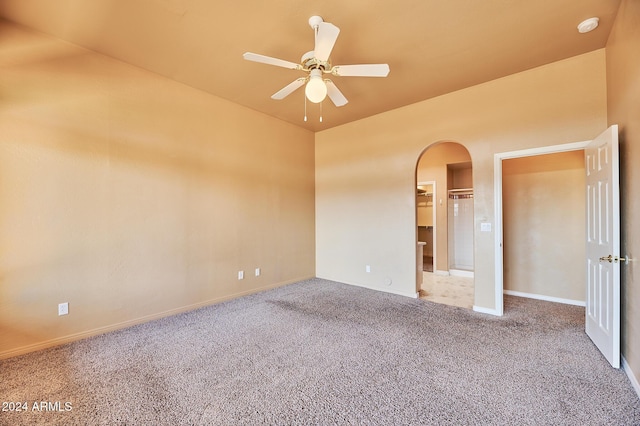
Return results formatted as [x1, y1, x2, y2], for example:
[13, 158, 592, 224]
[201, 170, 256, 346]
[304, 95, 308, 122]
[320, 101, 323, 122]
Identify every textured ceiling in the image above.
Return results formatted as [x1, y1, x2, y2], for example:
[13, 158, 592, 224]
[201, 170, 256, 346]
[0, 0, 621, 131]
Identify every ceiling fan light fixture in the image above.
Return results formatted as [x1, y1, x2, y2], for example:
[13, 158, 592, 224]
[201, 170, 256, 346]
[305, 69, 327, 103]
[243, 15, 390, 120]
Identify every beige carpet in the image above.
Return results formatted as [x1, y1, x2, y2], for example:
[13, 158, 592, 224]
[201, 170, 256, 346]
[1, 278, 639, 425]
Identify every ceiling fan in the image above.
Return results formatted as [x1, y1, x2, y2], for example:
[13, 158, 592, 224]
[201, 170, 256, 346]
[243, 16, 390, 109]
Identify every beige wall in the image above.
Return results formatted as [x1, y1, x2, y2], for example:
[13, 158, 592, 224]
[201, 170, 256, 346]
[0, 22, 315, 358]
[316, 49, 607, 306]
[417, 142, 472, 272]
[450, 166, 473, 190]
[606, 0, 640, 383]
[502, 152, 585, 302]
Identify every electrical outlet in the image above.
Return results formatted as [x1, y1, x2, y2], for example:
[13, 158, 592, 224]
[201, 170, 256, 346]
[238, 270, 244, 280]
[366, 265, 371, 273]
[255, 268, 261, 277]
[58, 302, 69, 316]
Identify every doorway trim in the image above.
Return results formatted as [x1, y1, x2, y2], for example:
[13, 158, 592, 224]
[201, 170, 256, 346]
[493, 140, 590, 316]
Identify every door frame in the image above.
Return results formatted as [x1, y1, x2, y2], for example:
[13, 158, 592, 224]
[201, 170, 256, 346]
[493, 140, 590, 316]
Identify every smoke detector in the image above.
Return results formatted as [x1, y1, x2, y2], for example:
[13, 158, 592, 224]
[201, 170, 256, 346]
[577, 17, 599, 34]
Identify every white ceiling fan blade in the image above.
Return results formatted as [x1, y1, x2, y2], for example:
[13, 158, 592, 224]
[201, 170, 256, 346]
[332, 64, 390, 77]
[243, 52, 301, 70]
[271, 78, 306, 100]
[325, 80, 348, 107]
[314, 22, 340, 62]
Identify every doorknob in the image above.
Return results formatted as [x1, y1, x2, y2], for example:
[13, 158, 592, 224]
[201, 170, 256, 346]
[599, 254, 630, 264]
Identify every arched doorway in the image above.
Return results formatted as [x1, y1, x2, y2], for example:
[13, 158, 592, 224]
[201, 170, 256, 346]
[416, 142, 474, 309]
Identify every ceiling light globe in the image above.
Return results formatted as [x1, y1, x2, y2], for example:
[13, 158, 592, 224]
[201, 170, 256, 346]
[305, 75, 327, 103]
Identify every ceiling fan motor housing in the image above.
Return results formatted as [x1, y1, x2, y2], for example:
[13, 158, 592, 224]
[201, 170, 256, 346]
[301, 51, 330, 72]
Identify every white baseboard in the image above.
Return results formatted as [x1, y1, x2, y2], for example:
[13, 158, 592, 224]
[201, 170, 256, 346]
[622, 356, 640, 399]
[449, 269, 474, 278]
[503, 289, 585, 307]
[434, 270, 450, 276]
[332, 278, 419, 299]
[473, 305, 502, 316]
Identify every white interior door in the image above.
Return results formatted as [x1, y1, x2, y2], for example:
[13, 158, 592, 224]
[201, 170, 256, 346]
[585, 125, 620, 369]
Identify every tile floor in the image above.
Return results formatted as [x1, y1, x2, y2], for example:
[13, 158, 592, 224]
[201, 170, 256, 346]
[419, 272, 474, 309]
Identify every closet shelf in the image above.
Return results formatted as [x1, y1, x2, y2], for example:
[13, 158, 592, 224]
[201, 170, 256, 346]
[448, 188, 473, 199]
